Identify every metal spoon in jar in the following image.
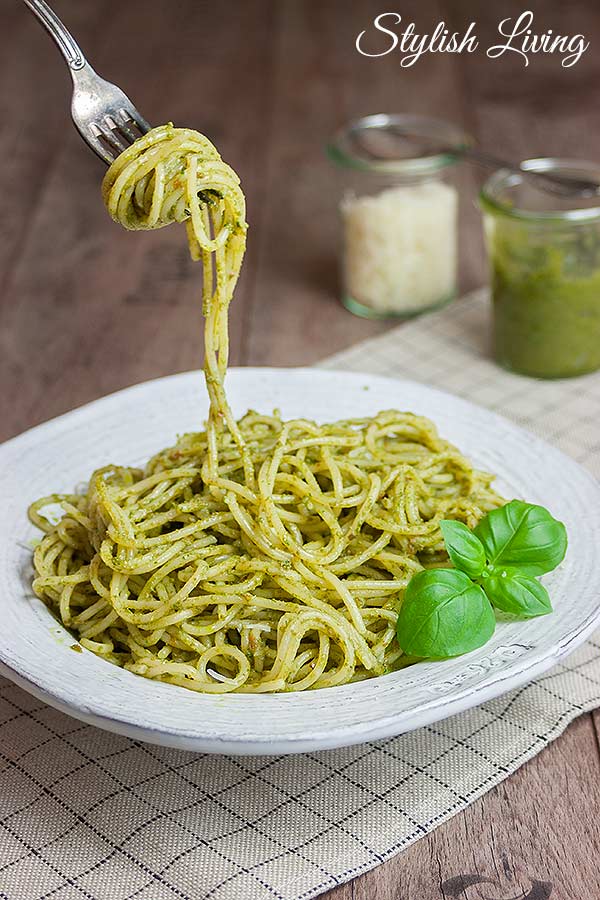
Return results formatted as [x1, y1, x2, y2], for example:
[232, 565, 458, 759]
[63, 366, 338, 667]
[353, 120, 600, 200]
[451, 145, 600, 199]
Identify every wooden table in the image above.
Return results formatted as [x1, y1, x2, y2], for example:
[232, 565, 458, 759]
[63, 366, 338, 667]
[2, 2, 600, 897]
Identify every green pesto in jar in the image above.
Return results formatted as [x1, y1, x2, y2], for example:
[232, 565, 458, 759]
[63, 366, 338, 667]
[490, 220, 600, 379]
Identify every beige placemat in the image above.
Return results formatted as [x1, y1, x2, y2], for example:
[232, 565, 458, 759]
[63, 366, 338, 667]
[2, 288, 600, 900]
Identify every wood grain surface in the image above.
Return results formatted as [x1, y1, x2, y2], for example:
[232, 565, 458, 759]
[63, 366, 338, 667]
[1, 1, 599, 897]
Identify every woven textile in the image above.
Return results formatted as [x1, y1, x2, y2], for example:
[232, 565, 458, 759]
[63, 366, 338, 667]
[2, 288, 600, 900]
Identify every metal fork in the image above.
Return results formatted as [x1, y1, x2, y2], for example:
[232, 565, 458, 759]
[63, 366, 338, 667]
[23, 0, 151, 164]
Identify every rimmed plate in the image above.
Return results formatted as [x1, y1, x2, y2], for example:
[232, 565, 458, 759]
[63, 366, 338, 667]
[1, 368, 599, 755]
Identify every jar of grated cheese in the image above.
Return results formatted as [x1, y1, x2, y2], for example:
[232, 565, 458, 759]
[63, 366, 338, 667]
[327, 114, 469, 319]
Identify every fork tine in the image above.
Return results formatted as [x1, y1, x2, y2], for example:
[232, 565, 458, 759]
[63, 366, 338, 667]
[89, 122, 122, 162]
[103, 115, 131, 152]
[115, 111, 145, 145]
[86, 107, 149, 165]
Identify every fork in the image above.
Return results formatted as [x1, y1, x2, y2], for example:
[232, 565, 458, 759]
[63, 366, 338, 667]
[23, 0, 151, 164]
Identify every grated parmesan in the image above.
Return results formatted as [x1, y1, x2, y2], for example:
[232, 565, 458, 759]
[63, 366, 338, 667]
[341, 180, 458, 316]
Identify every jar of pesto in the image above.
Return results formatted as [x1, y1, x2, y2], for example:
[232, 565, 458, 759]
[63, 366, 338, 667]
[481, 160, 600, 379]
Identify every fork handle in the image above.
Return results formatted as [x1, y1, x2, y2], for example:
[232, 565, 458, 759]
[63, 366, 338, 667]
[23, 0, 87, 71]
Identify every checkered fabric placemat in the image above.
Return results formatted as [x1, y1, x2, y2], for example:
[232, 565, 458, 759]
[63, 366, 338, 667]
[2, 288, 600, 900]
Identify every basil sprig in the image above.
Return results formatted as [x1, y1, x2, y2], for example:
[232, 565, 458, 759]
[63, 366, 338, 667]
[396, 500, 567, 660]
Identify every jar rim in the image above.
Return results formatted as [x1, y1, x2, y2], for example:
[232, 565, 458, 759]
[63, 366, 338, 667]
[327, 113, 471, 176]
[480, 158, 600, 223]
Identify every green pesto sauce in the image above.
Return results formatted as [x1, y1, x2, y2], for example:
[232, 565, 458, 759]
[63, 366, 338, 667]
[491, 223, 600, 378]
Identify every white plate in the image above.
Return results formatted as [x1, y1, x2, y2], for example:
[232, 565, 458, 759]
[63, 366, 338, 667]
[1, 368, 599, 755]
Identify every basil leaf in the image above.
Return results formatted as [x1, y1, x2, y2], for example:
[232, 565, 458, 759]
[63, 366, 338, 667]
[396, 568, 496, 659]
[473, 500, 567, 576]
[483, 572, 552, 619]
[440, 519, 486, 578]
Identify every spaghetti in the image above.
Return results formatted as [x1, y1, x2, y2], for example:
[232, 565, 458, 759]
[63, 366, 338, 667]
[29, 124, 503, 693]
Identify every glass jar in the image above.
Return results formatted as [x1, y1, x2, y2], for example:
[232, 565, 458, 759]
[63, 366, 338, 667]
[327, 114, 469, 319]
[481, 159, 600, 379]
